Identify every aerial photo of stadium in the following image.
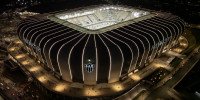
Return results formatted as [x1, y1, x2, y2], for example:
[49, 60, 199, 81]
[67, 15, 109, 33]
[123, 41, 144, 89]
[13, 5, 186, 99]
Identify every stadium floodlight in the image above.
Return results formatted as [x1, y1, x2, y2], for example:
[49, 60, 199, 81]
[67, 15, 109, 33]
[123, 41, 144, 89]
[133, 12, 140, 18]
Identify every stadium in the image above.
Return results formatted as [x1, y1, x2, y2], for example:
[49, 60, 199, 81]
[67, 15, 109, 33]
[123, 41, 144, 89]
[16, 5, 185, 98]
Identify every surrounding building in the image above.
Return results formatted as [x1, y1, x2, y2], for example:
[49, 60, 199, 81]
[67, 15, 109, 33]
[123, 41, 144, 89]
[16, 5, 185, 98]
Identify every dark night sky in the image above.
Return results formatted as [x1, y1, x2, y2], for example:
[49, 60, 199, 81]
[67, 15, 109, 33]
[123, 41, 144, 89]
[0, 0, 199, 23]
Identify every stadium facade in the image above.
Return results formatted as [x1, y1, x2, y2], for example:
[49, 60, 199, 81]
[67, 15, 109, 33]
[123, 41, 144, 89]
[17, 5, 185, 98]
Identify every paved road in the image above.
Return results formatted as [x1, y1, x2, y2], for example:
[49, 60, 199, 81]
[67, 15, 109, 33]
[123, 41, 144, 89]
[114, 83, 148, 100]
[144, 47, 200, 100]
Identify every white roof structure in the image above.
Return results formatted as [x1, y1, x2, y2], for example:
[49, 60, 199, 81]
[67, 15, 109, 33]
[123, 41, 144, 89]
[55, 6, 149, 30]
[48, 5, 152, 33]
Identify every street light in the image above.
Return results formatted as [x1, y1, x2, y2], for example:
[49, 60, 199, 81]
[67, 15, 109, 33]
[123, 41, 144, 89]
[129, 74, 141, 81]
[15, 54, 25, 59]
[111, 83, 124, 92]
[29, 66, 40, 72]
[15, 40, 22, 44]
[54, 83, 68, 92]
[37, 75, 48, 83]
[9, 47, 17, 51]
[21, 60, 31, 65]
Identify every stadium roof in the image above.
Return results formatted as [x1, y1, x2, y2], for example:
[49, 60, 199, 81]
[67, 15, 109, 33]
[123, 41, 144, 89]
[48, 5, 155, 34]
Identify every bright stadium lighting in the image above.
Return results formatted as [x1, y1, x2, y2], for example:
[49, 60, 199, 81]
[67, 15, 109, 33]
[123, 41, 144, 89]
[133, 12, 140, 17]
[54, 5, 150, 30]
